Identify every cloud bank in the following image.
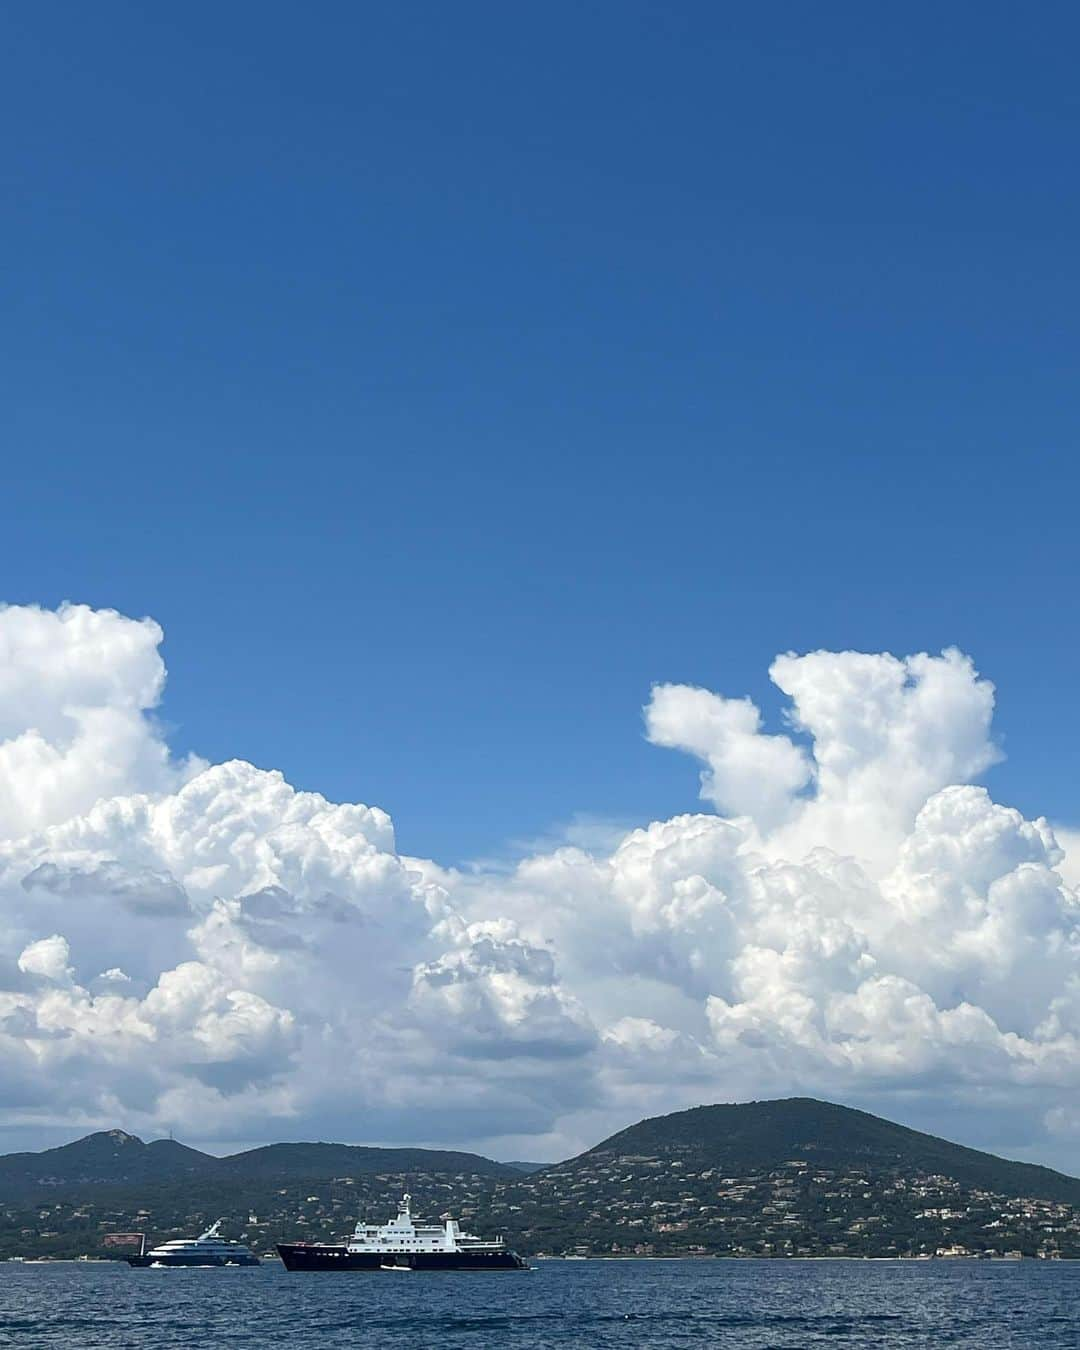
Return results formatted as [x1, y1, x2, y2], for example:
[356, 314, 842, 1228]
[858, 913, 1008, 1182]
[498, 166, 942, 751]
[0, 603, 1077, 1165]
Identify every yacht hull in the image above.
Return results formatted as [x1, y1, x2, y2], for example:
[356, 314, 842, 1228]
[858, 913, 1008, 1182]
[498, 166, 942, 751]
[127, 1253, 261, 1267]
[277, 1244, 526, 1271]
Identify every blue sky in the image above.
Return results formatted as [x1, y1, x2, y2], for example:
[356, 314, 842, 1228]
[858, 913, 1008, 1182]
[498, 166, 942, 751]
[4, 0, 1080, 864]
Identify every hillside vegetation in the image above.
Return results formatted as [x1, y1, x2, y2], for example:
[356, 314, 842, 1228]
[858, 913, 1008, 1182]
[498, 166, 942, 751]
[0, 1130, 515, 1201]
[578, 1098, 1080, 1206]
[3, 1098, 1079, 1260]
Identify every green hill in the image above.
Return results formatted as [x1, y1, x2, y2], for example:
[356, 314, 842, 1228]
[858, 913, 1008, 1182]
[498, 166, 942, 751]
[216, 1141, 517, 1181]
[4, 1098, 1080, 1260]
[0, 1130, 215, 1197]
[0, 1130, 516, 1203]
[573, 1097, 1080, 1205]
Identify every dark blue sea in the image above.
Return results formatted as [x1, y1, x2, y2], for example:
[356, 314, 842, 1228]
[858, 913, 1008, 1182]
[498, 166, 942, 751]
[0, 1258, 1076, 1348]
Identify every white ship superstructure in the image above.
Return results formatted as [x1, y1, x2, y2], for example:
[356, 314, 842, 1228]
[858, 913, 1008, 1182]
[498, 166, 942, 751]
[347, 1194, 507, 1255]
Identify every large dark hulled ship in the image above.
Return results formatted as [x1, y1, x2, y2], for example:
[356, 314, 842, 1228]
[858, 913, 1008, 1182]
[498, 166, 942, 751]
[277, 1193, 527, 1271]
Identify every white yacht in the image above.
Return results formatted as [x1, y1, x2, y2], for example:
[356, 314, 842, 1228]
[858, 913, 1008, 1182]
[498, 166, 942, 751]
[126, 1220, 260, 1268]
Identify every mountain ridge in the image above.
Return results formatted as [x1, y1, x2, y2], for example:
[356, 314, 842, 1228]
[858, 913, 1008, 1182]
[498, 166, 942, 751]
[0, 1129, 215, 1193]
[572, 1097, 1080, 1205]
[3, 1098, 1078, 1202]
[4, 1097, 1080, 1261]
[0, 1129, 516, 1198]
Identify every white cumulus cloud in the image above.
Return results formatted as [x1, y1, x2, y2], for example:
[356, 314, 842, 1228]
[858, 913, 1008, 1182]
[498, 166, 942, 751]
[0, 605, 1077, 1168]
[17, 934, 72, 983]
[0, 603, 203, 839]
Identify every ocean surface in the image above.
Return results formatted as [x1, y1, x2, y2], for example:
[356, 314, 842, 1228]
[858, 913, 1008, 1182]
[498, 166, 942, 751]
[0, 1258, 1076, 1348]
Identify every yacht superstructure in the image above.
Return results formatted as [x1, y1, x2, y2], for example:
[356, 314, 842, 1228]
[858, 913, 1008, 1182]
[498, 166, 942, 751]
[126, 1221, 260, 1268]
[277, 1193, 527, 1271]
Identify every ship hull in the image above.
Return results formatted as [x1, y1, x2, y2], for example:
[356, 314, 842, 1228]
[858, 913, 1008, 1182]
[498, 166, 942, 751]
[127, 1253, 261, 1268]
[277, 1243, 527, 1272]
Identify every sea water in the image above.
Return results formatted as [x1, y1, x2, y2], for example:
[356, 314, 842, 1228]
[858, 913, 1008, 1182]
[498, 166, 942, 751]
[0, 1258, 1076, 1348]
